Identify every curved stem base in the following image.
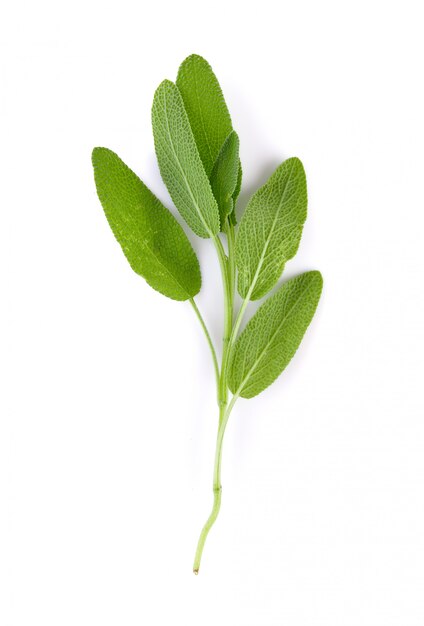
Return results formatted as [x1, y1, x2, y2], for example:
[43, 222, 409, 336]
[192, 395, 238, 574]
[193, 486, 222, 574]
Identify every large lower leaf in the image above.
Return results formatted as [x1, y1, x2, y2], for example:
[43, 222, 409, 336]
[210, 131, 240, 228]
[235, 158, 307, 300]
[92, 147, 201, 301]
[152, 80, 220, 238]
[176, 54, 233, 176]
[228, 271, 323, 398]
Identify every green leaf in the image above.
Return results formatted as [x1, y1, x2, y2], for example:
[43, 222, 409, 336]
[232, 158, 243, 203]
[151, 80, 220, 238]
[235, 157, 307, 300]
[228, 160, 243, 226]
[210, 131, 240, 228]
[92, 147, 201, 301]
[176, 54, 233, 176]
[228, 271, 323, 399]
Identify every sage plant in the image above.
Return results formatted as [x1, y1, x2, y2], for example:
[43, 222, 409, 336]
[92, 54, 323, 573]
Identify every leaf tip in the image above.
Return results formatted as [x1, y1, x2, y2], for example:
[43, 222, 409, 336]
[179, 53, 210, 69]
[227, 129, 240, 148]
[154, 78, 174, 94]
[91, 146, 102, 163]
[305, 270, 324, 302]
[286, 156, 305, 171]
[311, 269, 323, 285]
[92, 146, 113, 167]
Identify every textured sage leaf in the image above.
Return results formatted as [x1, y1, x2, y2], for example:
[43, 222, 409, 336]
[92, 147, 201, 301]
[232, 158, 243, 203]
[151, 80, 220, 238]
[228, 271, 323, 398]
[235, 158, 307, 300]
[210, 131, 240, 228]
[176, 54, 234, 176]
[93, 55, 323, 573]
[228, 161, 243, 226]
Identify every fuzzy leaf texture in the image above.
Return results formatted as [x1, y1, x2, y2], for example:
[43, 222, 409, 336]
[232, 159, 243, 203]
[236, 158, 307, 300]
[210, 131, 240, 227]
[228, 163, 243, 226]
[177, 55, 242, 226]
[228, 271, 323, 398]
[152, 80, 220, 238]
[92, 147, 201, 301]
[176, 54, 234, 177]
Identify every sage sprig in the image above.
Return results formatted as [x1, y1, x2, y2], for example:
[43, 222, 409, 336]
[92, 54, 323, 574]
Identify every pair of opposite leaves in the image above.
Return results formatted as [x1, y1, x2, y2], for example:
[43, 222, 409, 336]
[92, 54, 323, 400]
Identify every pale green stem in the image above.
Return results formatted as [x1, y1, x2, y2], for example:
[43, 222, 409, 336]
[192, 230, 237, 574]
[219, 220, 255, 399]
[230, 295, 250, 348]
[212, 235, 233, 409]
[193, 394, 238, 574]
[225, 221, 236, 311]
[219, 294, 250, 398]
[189, 298, 220, 399]
[224, 220, 269, 375]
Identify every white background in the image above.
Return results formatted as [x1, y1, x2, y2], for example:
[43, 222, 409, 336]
[1, 1, 424, 624]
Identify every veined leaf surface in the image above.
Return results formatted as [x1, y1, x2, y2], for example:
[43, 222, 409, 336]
[152, 80, 220, 238]
[228, 271, 322, 398]
[235, 158, 307, 300]
[176, 54, 233, 176]
[92, 147, 201, 301]
[210, 131, 240, 228]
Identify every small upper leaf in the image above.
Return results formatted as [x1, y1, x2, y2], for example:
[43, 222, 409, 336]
[151, 80, 220, 238]
[228, 271, 323, 398]
[235, 158, 307, 300]
[210, 131, 240, 229]
[232, 158, 243, 203]
[228, 160, 243, 226]
[92, 147, 201, 301]
[176, 54, 233, 176]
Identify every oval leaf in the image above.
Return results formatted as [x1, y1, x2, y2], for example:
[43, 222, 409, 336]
[235, 158, 307, 300]
[210, 131, 240, 228]
[228, 271, 323, 398]
[176, 54, 234, 176]
[92, 147, 201, 301]
[151, 80, 220, 238]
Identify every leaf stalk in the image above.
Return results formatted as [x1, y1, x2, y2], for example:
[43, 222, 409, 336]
[189, 298, 220, 400]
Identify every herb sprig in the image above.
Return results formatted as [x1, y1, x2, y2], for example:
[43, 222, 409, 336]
[92, 54, 323, 574]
